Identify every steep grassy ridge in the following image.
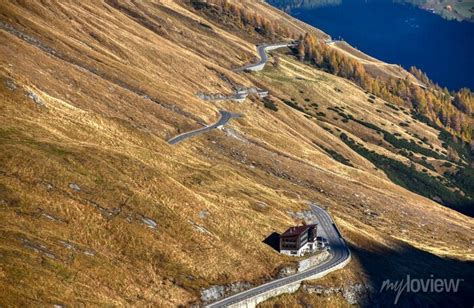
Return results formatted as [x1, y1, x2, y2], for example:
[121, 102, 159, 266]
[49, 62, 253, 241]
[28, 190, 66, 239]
[0, 0, 472, 306]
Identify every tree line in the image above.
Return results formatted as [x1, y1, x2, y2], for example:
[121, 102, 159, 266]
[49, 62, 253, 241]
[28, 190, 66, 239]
[295, 33, 473, 143]
[189, 0, 294, 39]
[189, 0, 472, 144]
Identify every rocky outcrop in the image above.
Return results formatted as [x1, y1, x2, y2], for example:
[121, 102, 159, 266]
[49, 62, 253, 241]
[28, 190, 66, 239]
[201, 285, 225, 303]
[27, 90, 45, 107]
[343, 283, 368, 305]
[198, 210, 210, 219]
[201, 281, 253, 303]
[277, 265, 297, 278]
[141, 217, 157, 229]
[188, 220, 212, 235]
[68, 183, 81, 191]
[298, 250, 331, 272]
[302, 282, 371, 305]
[4, 79, 17, 91]
[288, 208, 319, 223]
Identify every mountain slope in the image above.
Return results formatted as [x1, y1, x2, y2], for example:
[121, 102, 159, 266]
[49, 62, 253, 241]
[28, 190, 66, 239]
[0, 0, 472, 306]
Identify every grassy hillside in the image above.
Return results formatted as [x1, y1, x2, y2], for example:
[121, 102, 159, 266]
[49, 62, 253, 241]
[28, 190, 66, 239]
[269, 0, 474, 22]
[399, 0, 474, 22]
[0, 0, 472, 306]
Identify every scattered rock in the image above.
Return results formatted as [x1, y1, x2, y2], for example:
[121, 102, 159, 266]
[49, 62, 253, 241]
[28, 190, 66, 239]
[59, 240, 75, 250]
[189, 220, 212, 235]
[84, 199, 117, 218]
[201, 285, 225, 302]
[198, 210, 210, 219]
[363, 208, 379, 218]
[26, 90, 44, 106]
[201, 282, 253, 303]
[255, 201, 267, 210]
[302, 282, 369, 305]
[302, 284, 327, 295]
[4, 79, 16, 91]
[277, 265, 297, 278]
[343, 283, 367, 305]
[194, 224, 211, 235]
[288, 209, 318, 224]
[0, 21, 60, 62]
[20, 238, 56, 259]
[227, 281, 253, 294]
[40, 211, 64, 223]
[142, 217, 157, 229]
[83, 250, 95, 257]
[58, 239, 95, 256]
[68, 183, 81, 191]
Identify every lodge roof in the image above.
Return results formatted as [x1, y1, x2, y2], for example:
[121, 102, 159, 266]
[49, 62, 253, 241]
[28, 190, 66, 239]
[281, 224, 316, 237]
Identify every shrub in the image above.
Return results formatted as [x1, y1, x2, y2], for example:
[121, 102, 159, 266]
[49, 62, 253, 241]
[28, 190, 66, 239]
[319, 144, 353, 167]
[447, 167, 474, 200]
[340, 134, 472, 215]
[283, 99, 305, 113]
[385, 103, 400, 111]
[263, 98, 278, 112]
[438, 130, 472, 163]
[441, 161, 453, 168]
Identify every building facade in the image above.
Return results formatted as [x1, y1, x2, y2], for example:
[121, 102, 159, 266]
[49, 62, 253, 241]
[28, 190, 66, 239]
[279, 224, 317, 256]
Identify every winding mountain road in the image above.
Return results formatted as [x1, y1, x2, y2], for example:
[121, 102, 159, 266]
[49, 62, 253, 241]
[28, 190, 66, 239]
[168, 42, 295, 145]
[234, 42, 297, 72]
[206, 203, 351, 307]
[167, 110, 242, 145]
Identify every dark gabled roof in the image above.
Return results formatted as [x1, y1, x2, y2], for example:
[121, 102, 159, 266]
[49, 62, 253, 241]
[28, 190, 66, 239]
[281, 224, 316, 237]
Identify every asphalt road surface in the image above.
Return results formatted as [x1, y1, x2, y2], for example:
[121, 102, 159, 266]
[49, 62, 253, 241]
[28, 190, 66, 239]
[206, 203, 351, 307]
[168, 110, 241, 145]
[235, 42, 297, 72]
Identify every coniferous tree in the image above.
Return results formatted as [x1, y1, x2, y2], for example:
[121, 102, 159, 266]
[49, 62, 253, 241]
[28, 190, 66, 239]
[297, 41, 305, 61]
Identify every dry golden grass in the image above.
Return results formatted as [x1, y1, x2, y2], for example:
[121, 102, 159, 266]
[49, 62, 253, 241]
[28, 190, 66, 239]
[0, 0, 472, 306]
